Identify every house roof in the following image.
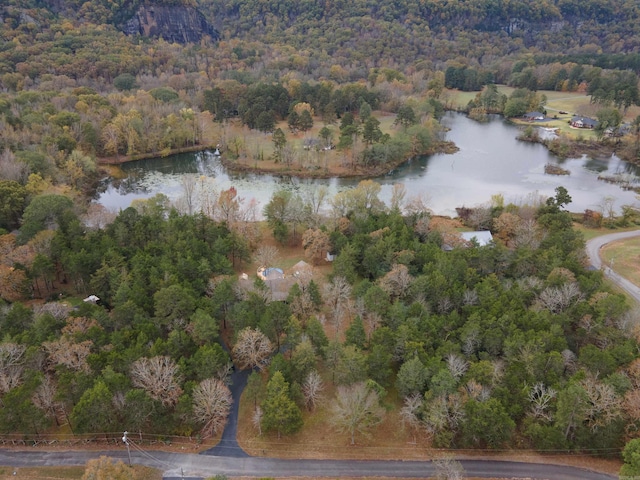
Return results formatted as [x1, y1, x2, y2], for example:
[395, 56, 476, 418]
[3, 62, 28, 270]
[524, 111, 544, 119]
[288, 260, 312, 277]
[460, 231, 494, 246]
[571, 116, 598, 127]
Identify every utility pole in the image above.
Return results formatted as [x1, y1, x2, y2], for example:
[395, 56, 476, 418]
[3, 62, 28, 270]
[122, 431, 132, 466]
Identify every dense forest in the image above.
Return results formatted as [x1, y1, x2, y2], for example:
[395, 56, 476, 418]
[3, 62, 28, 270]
[2, 0, 640, 465]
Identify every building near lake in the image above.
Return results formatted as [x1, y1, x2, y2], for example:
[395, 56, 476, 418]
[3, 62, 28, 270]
[570, 116, 598, 129]
[523, 111, 545, 121]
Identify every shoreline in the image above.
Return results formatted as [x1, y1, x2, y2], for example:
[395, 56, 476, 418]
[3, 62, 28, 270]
[96, 144, 214, 165]
[95, 139, 459, 179]
[219, 140, 459, 179]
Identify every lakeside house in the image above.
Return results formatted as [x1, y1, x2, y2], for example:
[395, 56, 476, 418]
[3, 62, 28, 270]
[240, 261, 315, 302]
[257, 267, 284, 281]
[523, 111, 545, 121]
[570, 116, 598, 129]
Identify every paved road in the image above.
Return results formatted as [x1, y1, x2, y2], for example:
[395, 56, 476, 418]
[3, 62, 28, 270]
[0, 448, 617, 480]
[585, 229, 640, 303]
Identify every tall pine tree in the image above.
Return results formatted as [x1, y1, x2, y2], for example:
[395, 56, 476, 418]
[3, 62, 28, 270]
[261, 371, 303, 438]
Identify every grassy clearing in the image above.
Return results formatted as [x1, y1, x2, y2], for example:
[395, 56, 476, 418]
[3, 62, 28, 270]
[601, 237, 640, 287]
[572, 223, 640, 241]
[237, 373, 433, 461]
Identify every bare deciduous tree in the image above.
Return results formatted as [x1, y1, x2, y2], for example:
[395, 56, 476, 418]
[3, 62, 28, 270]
[81, 204, 117, 230]
[0, 342, 25, 394]
[462, 289, 479, 307]
[623, 388, 640, 423]
[561, 349, 577, 374]
[400, 393, 423, 443]
[390, 183, 407, 211]
[512, 218, 542, 250]
[580, 376, 622, 432]
[627, 358, 640, 389]
[323, 276, 352, 330]
[0, 149, 29, 183]
[461, 326, 480, 356]
[32, 375, 63, 422]
[423, 394, 465, 440]
[232, 327, 273, 371]
[43, 338, 92, 373]
[332, 382, 385, 445]
[33, 301, 72, 320]
[130, 356, 182, 407]
[302, 370, 324, 411]
[528, 382, 557, 421]
[378, 264, 412, 299]
[216, 362, 234, 385]
[446, 354, 469, 379]
[302, 228, 331, 265]
[536, 282, 583, 313]
[290, 290, 315, 322]
[364, 312, 382, 340]
[192, 377, 233, 438]
[61, 316, 100, 336]
[405, 193, 432, 220]
[252, 405, 263, 435]
[303, 185, 328, 225]
[434, 455, 465, 480]
[254, 245, 279, 269]
[179, 174, 198, 215]
[465, 380, 491, 401]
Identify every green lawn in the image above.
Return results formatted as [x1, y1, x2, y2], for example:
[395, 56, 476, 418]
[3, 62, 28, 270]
[601, 237, 640, 288]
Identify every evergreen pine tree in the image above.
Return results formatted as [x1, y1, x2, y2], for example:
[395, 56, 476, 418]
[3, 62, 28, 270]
[261, 371, 303, 438]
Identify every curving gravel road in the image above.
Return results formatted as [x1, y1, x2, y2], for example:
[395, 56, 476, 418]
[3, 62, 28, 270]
[585, 229, 640, 303]
[0, 448, 617, 480]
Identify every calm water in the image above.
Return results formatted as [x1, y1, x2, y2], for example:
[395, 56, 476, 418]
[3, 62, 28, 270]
[97, 113, 640, 217]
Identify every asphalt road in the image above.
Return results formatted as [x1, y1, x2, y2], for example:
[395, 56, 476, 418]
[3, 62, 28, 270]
[0, 448, 617, 480]
[585, 228, 640, 303]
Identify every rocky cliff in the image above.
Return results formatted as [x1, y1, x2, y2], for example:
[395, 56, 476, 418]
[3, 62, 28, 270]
[122, 5, 219, 44]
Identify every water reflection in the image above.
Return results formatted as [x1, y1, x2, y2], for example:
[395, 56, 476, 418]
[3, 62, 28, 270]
[97, 113, 640, 216]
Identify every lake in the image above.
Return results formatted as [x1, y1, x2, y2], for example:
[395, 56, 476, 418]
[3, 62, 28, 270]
[96, 113, 640, 217]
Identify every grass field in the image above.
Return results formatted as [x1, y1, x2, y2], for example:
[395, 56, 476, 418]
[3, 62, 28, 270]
[601, 237, 640, 287]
